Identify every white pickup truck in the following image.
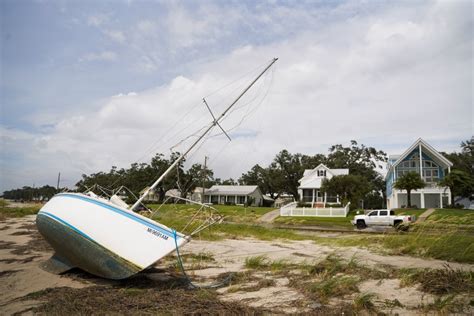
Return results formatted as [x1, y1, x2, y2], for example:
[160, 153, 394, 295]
[351, 209, 412, 229]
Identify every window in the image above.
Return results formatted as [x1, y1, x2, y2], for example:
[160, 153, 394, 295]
[423, 169, 439, 182]
[237, 196, 246, 204]
[368, 211, 377, 216]
[302, 189, 313, 203]
[317, 170, 326, 177]
[380, 210, 388, 216]
[424, 161, 436, 168]
[390, 210, 395, 216]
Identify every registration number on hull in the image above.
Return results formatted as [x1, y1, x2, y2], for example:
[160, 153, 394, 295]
[146, 227, 169, 240]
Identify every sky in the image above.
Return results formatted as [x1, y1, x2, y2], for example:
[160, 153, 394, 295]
[0, 0, 472, 192]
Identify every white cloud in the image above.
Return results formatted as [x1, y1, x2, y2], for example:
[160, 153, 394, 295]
[79, 51, 118, 62]
[104, 30, 126, 44]
[87, 13, 110, 27]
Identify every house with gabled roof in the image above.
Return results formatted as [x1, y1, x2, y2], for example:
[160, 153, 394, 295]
[298, 163, 349, 207]
[386, 138, 453, 209]
[193, 185, 269, 206]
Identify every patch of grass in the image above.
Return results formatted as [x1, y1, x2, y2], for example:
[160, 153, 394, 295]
[186, 251, 216, 262]
[274, 210, 358, 228]
[353, 292, 377, 312]
[309, 275, 359, 299]
[245, 255, 269, 269]
[399, 265, 473, 295]
[200, 223, 308, 241]
[423, 294, 465, 313]
[0, 203, 41, 218]
[314, 227, 474, 263]
[427, 209, 474, 225]
[148, 203, 274, 224]
[269, 259, 292, 272]
[382, 298, 404, 309]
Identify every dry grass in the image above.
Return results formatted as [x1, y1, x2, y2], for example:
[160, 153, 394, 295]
[399, 265, 473, 295]
[353, 292, 377, 312]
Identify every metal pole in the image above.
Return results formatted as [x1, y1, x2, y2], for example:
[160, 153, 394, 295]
[202, 156, 208, 203]
[131, 58, 278, 210]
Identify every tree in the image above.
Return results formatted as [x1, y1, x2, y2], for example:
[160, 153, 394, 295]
[394, 172, 426, 208]
[321, 174, 372, 207]
[271, 150, 326, 199]
[439, 169, 474, 205]
[221, 178, 236, 185]
[326, 140, 387, 207]
[176, 163, 214, 198]
[238, 164, 285, 199]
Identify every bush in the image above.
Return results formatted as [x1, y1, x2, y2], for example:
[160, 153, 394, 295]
[445, 204, 465, 209]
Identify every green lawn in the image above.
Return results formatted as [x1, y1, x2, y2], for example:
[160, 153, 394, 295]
[148, 203, 274, 223]
[425, 209, 474, 225]
[0, 199, 42, 219]
[273, 210, 358, 228]
[313, 226, 474, 264]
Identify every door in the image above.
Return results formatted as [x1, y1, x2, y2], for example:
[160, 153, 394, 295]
[366, 210, 379, 225]
[378, 210, 390, 225]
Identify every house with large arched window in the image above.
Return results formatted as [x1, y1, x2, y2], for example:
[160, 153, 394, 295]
[386, 138, 453, 209]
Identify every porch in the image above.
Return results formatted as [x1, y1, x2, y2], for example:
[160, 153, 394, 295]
[300, 189, 340, 207]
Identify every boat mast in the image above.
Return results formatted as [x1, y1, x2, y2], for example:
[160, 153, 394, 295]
[131, 58, 278, 211]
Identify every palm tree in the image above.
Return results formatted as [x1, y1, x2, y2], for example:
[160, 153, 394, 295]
[439, 169, 474, 206]
[394, 172, 425, 208]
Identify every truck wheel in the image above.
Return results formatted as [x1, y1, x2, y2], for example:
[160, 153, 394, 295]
[395, 222, 409, 231]
[356, 220, 366, 229]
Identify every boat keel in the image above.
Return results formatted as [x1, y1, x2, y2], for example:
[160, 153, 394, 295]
[41, 253, 75, 274]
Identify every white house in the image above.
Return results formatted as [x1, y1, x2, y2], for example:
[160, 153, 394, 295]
[386, 138, 453, 209]
[196, 185, 267, 206]
[298, 164, 349, 207]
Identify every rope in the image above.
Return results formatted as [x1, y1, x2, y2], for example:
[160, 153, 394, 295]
[172, 230, 233, 289]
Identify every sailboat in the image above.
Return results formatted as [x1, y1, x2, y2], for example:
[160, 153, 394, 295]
[36, 58, 278, 280]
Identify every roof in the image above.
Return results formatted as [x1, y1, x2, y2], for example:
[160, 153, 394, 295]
[263, 195, 274, 201]
[205, 185, 259, 196]
[389, 138, 453, 170]
[165, 189, 181, 197]
[299, 177, 323, 189]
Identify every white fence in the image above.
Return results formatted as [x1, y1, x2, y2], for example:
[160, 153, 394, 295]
[280, 202, 350, 217]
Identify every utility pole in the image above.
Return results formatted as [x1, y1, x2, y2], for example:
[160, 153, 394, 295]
[202, 156, 208, 203]
[57, 172, 61, 191]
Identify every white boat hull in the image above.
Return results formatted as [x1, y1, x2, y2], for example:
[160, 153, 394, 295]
[37, 193, 189, 279]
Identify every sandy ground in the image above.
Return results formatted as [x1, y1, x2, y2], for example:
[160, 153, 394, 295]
[1, 215, 473, 315]
[0, 216, 89, 314]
